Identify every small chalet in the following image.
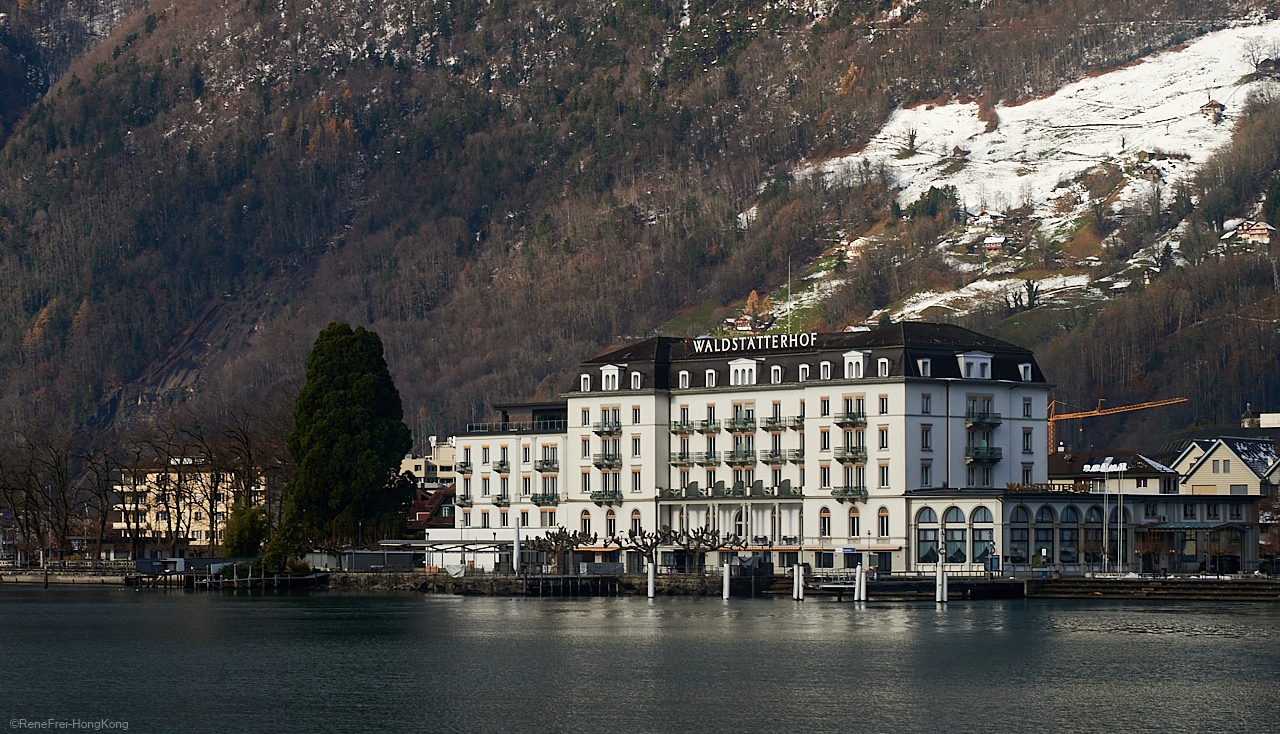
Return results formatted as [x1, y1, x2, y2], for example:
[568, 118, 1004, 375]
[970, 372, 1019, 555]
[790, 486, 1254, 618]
[1137, 164, 1162, 182]
[1201, 99, 1226, 121]
[971, 209, 1005, 230]
[1238, 220, 1275, 245]
[1109, 279, 1134, 294]
[733, 314, 753, 332]
[1257, 58, 1280, 74]
[982, 235, 1007, 253]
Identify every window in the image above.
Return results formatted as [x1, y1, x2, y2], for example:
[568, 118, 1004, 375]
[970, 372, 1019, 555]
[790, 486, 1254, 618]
[821, 398, 830, 417]
[631, 372, 642, 390]
[500, 476, 509, 496]
[679, 371, 690, 389]
[1213, 460, 1219, 473]
[1182, 503, 1197, 520]
[580, 374, 591, 391]
[582, 409, 590, 426]
[1019, 363, 1032, 381]
[849, 508, 860, 537]
[879, 427, 889, 450]
[878, 508, 890, 538]
[706, 370, 717, 388]
[965, 362, 973, 378]
[980, 363, 988, 379]
[482, 447, 490, 464]
[582, 438, 590, 458]
[1023, 399, 1033, 418]
[541, 509, 556, 527]
[523, 445, 531, 464]
[917, 358, 931, 377]
[481, 511, 490, 529]
[500, 510, 509, 528]
[632, 471, 641, 493]
[917, 528, 939, 563]
[771, 365, 783, 384]
[1144, 502, 1158, 519]
[1023, 429, 1034, 453]
[877, 358, 891, 377]
[945, 529, 966, 563]
[820, 466, 831, 488]
[581, 511, 591, 534]
[520, 510, 529, 527]
[462, 510, 471, 527]
[799, 364, 810, 382]
[920, 463, 932, 487]
[820, 430, 830, 451]
[820, 361, 832, 380]
[879, 396, 889, 414]
[1224, 460, 1231, 473]
[462, 478, 471, 496]
[632, 436, 641, 457]
[1230, 503, 1243, 520]
[971, 506, 994, 523]
[974, 528, 994, 563]
[463, 447, 471, 464]
[194, 512, 203, 521]
[1206, 503, 1220, 520]
[921, 425, 932, 450]
[819, 508, 831, 537]
[878, 464, 890, 488]
[631, 510, 642, 534]
[922, 394, 931, 414]
[632, 407, 641, 424]
[1022, 465, 1033, 484]
[482, 477, 491, 496]
[582, 473, 591, 494]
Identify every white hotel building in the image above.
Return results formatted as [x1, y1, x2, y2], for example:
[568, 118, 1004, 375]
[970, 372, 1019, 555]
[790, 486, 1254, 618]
[451, 323, 1052, 574]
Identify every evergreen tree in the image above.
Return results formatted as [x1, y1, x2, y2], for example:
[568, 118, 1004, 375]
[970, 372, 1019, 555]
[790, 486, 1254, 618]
[221, 502, 268, 557]
[267, 323, 411, 562]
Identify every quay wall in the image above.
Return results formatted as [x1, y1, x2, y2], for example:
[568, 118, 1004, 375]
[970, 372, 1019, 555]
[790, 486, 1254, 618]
[0, 572, 128, 585]
[328, 572, 726, 595]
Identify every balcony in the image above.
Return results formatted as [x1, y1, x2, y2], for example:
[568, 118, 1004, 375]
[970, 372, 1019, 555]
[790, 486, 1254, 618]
[724, 416, 757, 433]
[492, 460, 511, 474]
[965, 411, 1003, 429]
[531, 493, 560, 506]
[834, 411, 867, 428]
[695, 419, 721, 434]
[831, 486, 869, 501]
[669, 420, 695, 435]
[453, 494, 473, 506]
[592, 452, 623, 469]
[965, 445, 1003, 464]
[465, 419, 568, 435]
[669, 451, 696, 466]
[493, 494, 511, 506]
[456, 461, 472, 475]
[658, 487, 684, 499]
[592, 421, 622, 436]
[695, 452, 721, 466]
[834, 446, 868, 464]
[534, 459, 559, 472]
[762, 416, 789, 432]
[787, 448, 806, 464]
[760, 449, 787, 464]
[590, 488, 623, 504]
[724, 449, 756, 466]
[777, 484, 804, 498]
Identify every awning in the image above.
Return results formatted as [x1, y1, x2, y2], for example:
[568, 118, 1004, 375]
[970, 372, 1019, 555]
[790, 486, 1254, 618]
[1149, 523, 1252, 532]
[572, 547, 619, 552]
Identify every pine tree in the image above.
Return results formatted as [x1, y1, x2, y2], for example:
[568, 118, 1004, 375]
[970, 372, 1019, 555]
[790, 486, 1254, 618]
[267, 323, 412, 563]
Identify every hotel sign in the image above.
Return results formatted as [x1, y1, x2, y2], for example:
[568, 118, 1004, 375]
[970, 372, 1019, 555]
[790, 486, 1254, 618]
[691, 332, 820, 354]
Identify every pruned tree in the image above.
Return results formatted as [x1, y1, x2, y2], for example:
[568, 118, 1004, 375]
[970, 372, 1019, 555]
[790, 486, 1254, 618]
[610, 526, 673, 570]
[669, 525, 745, 573]
[527, 527, 597, 574]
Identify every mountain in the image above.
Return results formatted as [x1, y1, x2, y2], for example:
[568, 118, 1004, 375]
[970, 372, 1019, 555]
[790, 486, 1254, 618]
[0, 0, 1268, 450]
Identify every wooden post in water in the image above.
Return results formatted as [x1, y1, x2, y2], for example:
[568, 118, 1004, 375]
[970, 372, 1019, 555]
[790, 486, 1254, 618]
[647, 562, 655, 599]
[722, 561, 730, 600]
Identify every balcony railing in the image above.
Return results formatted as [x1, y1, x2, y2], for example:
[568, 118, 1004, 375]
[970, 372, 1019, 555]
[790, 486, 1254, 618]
[669, 451, 696, 466]
[788, 448, 805, 463]
[724, 449, 757, 466]
[965, 446, 1003, 464]
[694, 419, 720, 434]
[834, 446, 868, 463]
[492, 460, 510, 474]
[593, 421, 622, 436]
[533, 459, 559, 472]
[590, 488, 623, 503]
[695, 452, 721, 466]
[453, 494, 473, 506]
[531, 493, 560, 506]
[834, 411, 868, 428]
[762, 416, 789, 432]
[592, 453, 623, 469]
[669, 420, 695, 435]
[965, 411, 1002, 428]
[724, 417, 757, 432]
[831, 486, 869, 501]
[465, 420, 567, 434]
[760, 449, 787, 464]
[493, 494, 511, 506]
[456, 461, 472, 475]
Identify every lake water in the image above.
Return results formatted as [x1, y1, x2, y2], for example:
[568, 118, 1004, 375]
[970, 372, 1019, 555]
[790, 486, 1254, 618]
[3, 588, 1278, 734]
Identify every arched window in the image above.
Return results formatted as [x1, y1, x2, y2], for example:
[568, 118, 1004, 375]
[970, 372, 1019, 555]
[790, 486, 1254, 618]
[877, 358, 891, 377]
[971, 506, 994, 523]
[771, 365, 784, 384]
[877, 507, 890, 537]
[580, 510, 591, 535]
[1010, 506, 1030, 523]
[848, 507, 860, 537]
[916, 508, 939, 563]
[1035, 506, 1056, 524]
[1061, 506, 1080, 523]
[943, 507, 965, 524]
[917, 507, 938, 524]
[580, 374, 591, 391]
[733, 509, 745, 538]
[1085, 506, 1104, 524]
[1109, 507, 1130, 523]
[630, 509, 642, 535]
[606, 510, 616, 537]
[819, 507, 831, 537]
[630, 372, 642, 390]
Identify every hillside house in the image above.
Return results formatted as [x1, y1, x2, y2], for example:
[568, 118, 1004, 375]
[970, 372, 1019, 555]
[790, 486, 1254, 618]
[982, 235, 1007, 253]
[1200, 100, 1226, 122]
[1137, 165, 1162, 182]
[970, 209, 1005, 231]
[733, 315, 753, 332]
[1238, 220, 1275, 245]
[1257, 58, 1280, 75]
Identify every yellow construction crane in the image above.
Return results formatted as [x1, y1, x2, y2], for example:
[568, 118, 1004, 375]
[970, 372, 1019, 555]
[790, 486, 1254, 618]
[1048, 397, 1189, 452]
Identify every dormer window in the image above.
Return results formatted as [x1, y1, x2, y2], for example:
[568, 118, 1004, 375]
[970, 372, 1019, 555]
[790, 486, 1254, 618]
[1019, 363, 1032, 381]
[979, 363, 988, 379]
[770, 365, 783, 384]
[630, 371, 642, 390]
[843, 350, 868, 379]
[958, 351, 993, 380]
[918, 359, 931, 377]
[729, 358, 758, 386]
[600, 365, 623, 391]
[965, 362, 973, 378]
[799, 364, 810, 382]
[820, 361, 832, 380]
[705, 369, 717, 388]
[580, 374, 591, 392]
[679, 371, 690, 389]
[877, 358, 891, 378]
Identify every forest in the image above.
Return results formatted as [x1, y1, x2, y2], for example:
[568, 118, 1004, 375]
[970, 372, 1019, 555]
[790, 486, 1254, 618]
[0, 0, 1272, 457]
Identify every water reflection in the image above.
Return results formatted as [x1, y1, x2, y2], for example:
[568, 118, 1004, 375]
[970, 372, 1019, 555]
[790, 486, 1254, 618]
[2, 589, 1278, 733]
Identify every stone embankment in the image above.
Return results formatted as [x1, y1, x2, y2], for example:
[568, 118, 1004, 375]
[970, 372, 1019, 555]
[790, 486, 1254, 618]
[0, 572, 128, 585]
[328, 572, 726, 596]
[1027, 577, 1280, 601]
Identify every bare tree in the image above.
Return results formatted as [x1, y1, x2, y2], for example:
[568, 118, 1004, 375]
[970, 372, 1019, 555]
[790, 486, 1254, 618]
[527, 527, 596, 574]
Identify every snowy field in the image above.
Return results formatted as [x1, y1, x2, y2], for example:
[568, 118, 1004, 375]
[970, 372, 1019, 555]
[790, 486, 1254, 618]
[800, 20, 1280, 222]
